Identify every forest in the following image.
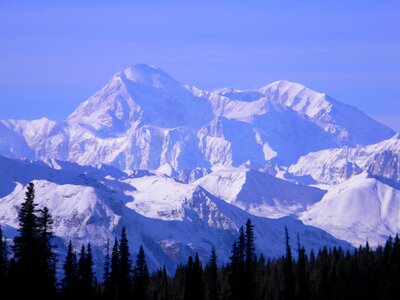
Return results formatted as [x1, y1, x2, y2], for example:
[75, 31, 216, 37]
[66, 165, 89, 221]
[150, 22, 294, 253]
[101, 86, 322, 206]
[0, 182, 399, 300]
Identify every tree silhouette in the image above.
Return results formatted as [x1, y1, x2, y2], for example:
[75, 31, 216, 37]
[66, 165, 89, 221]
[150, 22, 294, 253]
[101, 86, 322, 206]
[61, 241, 78, 299]
[244, 219, 256, 299]
[205, 247, 219, 300]
[282, 226, 294, 300]
[133, 245, 150, 300]
[119, 227, 132, 299]
[37, 206, 57, 298]
[109, 237, 120, 299]
[12, 182, 57, 299]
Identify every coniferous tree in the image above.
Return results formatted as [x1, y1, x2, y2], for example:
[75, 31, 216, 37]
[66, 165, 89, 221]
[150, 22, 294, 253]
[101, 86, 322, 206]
[255, 254, 267, 299]
[133, 245, 150, 300]
[392, 235, 400, 296]
[194, 253, 205, 300]
[183, 256, 195, 300]
[159, 266, 169, 300]
[205, 247, 219, 300]
[77, 244, 94, 299]
[102, 239, 111, 299]
[6, 205, 400, 299]
[149, 266, 169, 300]
[62, 241, 78, 299]
[296, 235, 310, 300]
[12, 182, 42, 299]
[86, 243, 94, 297]
[282, 226, 294, 300]
[37, 206, 57, 299]
[314, 247, 331, 299]
[171, 264, 186, 300]
[228, 241, 238, 300]
[109, 238, 120, 299]
[78, 245, 87, 296]
[119, 227, 131, 299]
[103, 240, 111, 284]
[244, 219, 256, 300]
[229, 227, 246, 300]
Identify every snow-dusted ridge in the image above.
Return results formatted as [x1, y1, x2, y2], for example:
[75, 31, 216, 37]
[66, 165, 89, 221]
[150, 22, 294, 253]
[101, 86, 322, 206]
[289, 133, 400, 185]
[0, 63, 399, 263]
[0, 64, 394, 170]
[194, 167, 326, 218]
[300, 172, 400, 247]
[0, 155, 350, 274]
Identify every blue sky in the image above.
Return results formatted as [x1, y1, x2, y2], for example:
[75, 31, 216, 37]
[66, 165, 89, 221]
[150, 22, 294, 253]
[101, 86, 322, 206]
[1, 1, 399, 131]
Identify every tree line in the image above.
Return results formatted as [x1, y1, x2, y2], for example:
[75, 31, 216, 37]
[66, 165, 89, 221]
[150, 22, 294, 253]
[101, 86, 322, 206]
[0, 182, 400, 299]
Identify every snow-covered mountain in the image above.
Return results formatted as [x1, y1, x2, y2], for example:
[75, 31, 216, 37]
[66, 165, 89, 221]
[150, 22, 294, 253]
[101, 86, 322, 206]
[289, 134, 400, 185]
[0, 63, 399, 258]
[0, 64, 394, 171]
[194, 166, 325, 218]
[300, 172, 400, 246]
[0, 155, 349, 273]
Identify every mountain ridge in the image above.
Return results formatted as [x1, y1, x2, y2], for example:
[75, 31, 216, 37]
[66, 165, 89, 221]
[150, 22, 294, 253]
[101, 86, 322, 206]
[0, 64, 394, 171]
[0, 63, 398, 261]
[0, 154, 350, 274]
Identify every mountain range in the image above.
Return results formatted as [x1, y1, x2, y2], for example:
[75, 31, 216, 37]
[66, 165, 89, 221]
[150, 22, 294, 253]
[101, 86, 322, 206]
[0, 64, 398, 273]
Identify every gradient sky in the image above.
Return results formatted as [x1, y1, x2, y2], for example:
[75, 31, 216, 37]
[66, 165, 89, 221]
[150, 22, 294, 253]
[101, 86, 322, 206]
[1, 1, 399, 131]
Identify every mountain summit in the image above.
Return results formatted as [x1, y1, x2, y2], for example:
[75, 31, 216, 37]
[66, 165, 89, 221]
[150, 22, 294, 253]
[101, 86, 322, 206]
[0, 64, 394, 171]
[0, 64, 399, 270]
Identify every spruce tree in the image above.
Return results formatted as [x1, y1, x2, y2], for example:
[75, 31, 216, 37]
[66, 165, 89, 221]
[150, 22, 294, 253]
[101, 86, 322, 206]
[119, 227, 132, 299]
[172, 264, 186, 300]
[159, 266, 169, 300]
[149, 266, 169, 300]
[86, 243, 94, 297]
[244, 219, 256, 300]
[316, 247, 331, 299]
[194, 253, 205, 300]
[133, 245, 150, 300]
[282, 226, 294, 300]
[109, 238, 120, 299]
[78, 245, 87, 296]
[229, 227, 246, 300]
[183, 256, 195, 300]
[75, 244, 93, 298]
[296, 235, 310, 300]
[255, 254, 267, 299]
[12, 182, 41, 299]
[62, 241, 78, 298]
[205, 247, 219, 300]
[103, 240, 111, 283]
[238, 226, 245, 265]
[76, 243, 94, 299]
[37, 206, 56, 299]
[102, 239, 111, 298]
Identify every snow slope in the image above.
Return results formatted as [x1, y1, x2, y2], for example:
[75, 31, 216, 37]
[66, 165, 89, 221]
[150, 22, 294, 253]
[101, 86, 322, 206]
[0, 155, 349, 274]
[218, 80, 394, 145]
[301, 172, 400, 246]
[0, 64, 398, 254]
[195, 167, 325, 218]
[289, 134, 400, 185]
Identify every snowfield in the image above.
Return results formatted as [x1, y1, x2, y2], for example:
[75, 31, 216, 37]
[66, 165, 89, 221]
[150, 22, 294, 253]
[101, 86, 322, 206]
[0, 64, 399, 270]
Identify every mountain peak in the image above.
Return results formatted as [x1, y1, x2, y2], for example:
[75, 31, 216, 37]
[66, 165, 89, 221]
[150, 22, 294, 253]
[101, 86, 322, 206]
[262, 79, 296, 89]
[259, 79, 324, 98]
[116, 64, 178, 88]
[392, 133, 400, 140]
